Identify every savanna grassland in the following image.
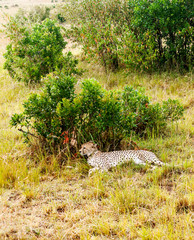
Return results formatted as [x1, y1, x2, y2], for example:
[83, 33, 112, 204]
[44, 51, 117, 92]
[0, 1, 194, 239]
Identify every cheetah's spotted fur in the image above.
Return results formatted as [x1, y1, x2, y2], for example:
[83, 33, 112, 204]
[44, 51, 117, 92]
[79, 142, 166, 175]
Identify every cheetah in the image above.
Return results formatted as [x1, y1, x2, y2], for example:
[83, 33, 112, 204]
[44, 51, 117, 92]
[79, 141, 166, 175]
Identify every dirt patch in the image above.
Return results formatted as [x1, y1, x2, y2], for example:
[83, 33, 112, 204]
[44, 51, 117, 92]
[0, 178, 85, 239]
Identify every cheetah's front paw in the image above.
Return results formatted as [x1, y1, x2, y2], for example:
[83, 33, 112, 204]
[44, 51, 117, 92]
[88, 168, 99, 176]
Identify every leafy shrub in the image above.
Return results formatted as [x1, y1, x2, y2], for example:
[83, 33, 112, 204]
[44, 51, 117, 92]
[11, 76, 184, 151]
[66, 0, 193, 71]
[57, 13, 66, 23]
[128, 0, 193, 70]
[11, 73, 77, 144]
[66, 0, 129, 71]
[4, 17, 79, 83]
[28, 6, 51, 23]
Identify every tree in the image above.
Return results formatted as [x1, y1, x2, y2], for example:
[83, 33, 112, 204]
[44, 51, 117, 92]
[4, 18, 68, 83]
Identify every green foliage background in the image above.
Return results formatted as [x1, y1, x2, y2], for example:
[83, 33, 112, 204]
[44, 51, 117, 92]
[66, 0, 193, 71]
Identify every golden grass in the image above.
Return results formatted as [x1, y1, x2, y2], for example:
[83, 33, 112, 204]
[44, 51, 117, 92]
[0, 42, 193, 240]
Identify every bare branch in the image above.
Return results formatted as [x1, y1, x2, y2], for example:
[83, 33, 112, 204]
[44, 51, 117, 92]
[18, 128, 38, 139]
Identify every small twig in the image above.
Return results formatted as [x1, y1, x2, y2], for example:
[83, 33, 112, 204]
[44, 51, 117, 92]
[56, 146, 68, 158]
[130, 140, 141, 150]
[18, 128, 38, 138]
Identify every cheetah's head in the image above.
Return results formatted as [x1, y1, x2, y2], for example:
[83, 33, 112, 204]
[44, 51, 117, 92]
[79, 141, 98, 157]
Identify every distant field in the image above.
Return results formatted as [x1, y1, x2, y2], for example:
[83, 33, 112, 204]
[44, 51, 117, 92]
[0, 0, 58, 24]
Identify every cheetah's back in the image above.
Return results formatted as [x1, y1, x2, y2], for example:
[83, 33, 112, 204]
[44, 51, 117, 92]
[91, 150, 164, 170]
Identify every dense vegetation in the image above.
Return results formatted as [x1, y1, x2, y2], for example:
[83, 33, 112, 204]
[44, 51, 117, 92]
[5, 0, 186, 152]
[66, 0, 193, 71]
[4, 13, 78, 83]
[11, 74, 184, 151]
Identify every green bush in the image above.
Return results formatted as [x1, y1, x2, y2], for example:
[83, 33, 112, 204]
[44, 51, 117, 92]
[66, 0, 129, 71]
[4, 18, 79, 83]
[57, 13, 66, 23]
[66, 0, 193, 71]
[11, 76, 184, 151]
[11, 72, 77, 144]
[129, 0, 193, 70]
